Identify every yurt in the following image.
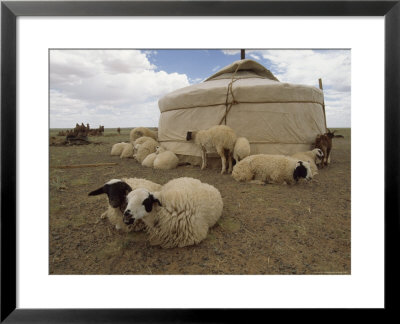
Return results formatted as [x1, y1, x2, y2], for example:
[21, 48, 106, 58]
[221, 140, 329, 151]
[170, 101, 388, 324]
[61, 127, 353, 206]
[158, 59, 326, 166]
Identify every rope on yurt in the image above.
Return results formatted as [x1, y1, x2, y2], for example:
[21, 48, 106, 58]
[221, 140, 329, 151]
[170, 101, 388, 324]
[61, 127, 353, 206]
[218, 61, 243, 125]
[318, 78, 328, 132]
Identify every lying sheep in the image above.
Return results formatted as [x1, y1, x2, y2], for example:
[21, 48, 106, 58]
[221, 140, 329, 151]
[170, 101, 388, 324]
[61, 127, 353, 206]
[123, 177, 223, 248]
[153, 146, 179, 170]
[120, 143, 134, 159]
[134, 137, 159, 163]
[130, 127, 158, 144]
[232, 154, 313, 185]
[141, 152, 157, 168]
[110, 142, 129, 156]
[88, 178, 162, 232]
[186, 125, 237, 174]
[233, 137, 251, 162]
[291, 148, 324, 176]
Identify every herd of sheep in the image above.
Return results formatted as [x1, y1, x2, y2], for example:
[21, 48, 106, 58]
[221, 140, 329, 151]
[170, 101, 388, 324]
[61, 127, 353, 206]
[89, 125, 337, 248]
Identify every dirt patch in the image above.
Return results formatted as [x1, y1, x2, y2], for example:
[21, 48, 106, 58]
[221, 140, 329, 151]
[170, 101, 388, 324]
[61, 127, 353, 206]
[49, 128, 351, 275]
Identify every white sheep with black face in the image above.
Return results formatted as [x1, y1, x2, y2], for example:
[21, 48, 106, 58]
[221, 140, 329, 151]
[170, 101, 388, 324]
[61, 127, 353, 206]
[232, 154, 313, 185]
[88, 178, 162, 232]
[291, 148, 324, 176]
[123, 177, 223, 248]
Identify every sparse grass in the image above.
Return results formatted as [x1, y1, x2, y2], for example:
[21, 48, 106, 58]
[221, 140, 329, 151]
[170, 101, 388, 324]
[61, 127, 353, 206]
[50, 176, 67, 191]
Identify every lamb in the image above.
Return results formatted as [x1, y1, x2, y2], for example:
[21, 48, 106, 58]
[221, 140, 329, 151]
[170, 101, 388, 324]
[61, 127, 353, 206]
[130, 127, 158, 144]
[134, 137, 159, 163]
[153, 146, 179, 170]
[291, 148, 324, 176]
[122, 177, 223, 248]
[88, 178, 162, 232]
[141, 153, 157, 168]
[232, 154, 313, 185]
[233, 137, 251, 162]
[315, 129, 336, 168]
[186, 125, 237, 174]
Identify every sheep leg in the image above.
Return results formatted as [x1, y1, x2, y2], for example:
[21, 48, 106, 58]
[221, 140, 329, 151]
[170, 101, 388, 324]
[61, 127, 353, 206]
[201, 147, 207, 170]
[327, 147, 331, 165]
[217, 146, 227, 174]
[227, 150, 233, 173]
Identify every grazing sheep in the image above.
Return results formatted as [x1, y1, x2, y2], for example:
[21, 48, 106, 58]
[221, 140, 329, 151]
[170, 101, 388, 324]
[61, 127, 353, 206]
[134, 137, 159, 163]
[186, 125, 237, 174]
[315, 129, 336, 168]
[142, 153, 157, 168]
[130, 127, 158, 144]
[123, 177, 223, 248]
[291, 148, 324, 176]
[233, 137, 251, 162]
[232, 154, 313, 185]
[153, 146, 179, 170]
[88, 178, 162, 232]
[110, 142, 129, 156]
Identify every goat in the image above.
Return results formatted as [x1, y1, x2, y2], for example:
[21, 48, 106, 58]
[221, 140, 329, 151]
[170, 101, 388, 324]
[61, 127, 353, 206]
[314, 129, 336, 168]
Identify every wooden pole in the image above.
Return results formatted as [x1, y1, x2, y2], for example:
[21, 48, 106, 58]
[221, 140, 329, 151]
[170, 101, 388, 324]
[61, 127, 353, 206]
[318, 78, 328, 131]
[51, 162, 118, 169]
[241, 49, 245, 60]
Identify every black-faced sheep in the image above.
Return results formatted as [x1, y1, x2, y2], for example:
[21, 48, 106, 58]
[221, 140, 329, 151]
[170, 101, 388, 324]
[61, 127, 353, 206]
[186, 125, 237, 174]
[291, 148, 324, 176]
[88, 178, 162, 232]
[232, 154, 313, 185]
[123, 177, 223, 248]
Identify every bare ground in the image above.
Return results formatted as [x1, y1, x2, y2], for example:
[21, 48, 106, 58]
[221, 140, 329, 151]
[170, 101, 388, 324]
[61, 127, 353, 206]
[49, 128, 351, 275]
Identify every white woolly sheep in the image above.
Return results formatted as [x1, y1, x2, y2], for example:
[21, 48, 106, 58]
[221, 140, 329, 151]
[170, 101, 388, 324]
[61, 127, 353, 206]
[232, 154, 313, 185]
[153, 146, 179, 170]
[120, 143, 134, 159]
[291, 148, 324, 176]
[141, 152, 157, 168]
[186, 125, 237, 174]
[134, 137, 159, 163]
[110, 142, 128, 156]
[88, 178, 162, 232]
[233, 137, 251, 162]
[130, 127, 158, 144]
[123, 177, 223, 248]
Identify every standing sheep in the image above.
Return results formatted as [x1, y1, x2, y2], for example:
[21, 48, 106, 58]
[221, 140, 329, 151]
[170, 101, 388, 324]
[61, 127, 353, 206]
[232, 154, 313, 185]
[88, 178, 162, 232]
[291, 148, 324, 176]
[186, 125, 237, 174]
[233, 137, 251, 162]
[130, 127, 158, 143]
[123, 177, 223, 248]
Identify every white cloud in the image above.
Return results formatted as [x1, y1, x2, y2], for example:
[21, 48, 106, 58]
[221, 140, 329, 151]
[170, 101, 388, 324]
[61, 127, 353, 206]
[50, 50, 189, 128]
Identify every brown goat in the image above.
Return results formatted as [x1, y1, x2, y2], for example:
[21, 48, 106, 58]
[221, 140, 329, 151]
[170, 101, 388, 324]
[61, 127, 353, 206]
[314, 129, 336, 168]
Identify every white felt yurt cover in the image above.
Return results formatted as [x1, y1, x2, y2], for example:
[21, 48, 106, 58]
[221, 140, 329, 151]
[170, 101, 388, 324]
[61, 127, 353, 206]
[158, 59, 326, 160]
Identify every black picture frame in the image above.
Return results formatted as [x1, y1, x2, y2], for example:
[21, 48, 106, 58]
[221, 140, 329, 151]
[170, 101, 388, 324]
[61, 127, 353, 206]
[1, 0, 399, 322]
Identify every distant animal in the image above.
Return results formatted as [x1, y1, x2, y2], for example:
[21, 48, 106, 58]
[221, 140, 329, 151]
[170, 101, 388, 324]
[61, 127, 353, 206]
[291, 148, 324, 176]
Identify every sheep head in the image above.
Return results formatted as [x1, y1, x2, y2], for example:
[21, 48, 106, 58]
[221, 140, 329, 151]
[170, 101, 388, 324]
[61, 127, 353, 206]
[88, 179, 132, 211]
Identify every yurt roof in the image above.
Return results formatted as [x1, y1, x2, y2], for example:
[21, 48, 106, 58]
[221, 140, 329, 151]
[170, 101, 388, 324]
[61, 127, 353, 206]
[158, 59, 323, 113]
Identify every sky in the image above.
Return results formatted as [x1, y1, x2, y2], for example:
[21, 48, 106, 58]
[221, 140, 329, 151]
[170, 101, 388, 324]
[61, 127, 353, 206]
[50, 49, 350, 128]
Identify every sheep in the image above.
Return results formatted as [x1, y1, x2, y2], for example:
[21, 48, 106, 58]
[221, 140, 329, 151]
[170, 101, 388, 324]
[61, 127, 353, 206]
[232, 154, 313, 185]
[119, 143, 134, 159]
[130, 127, 158, 144]
[291, 148, 324, 176]
[134, 137, 159, 163]
[153, 146, 179, 170]
[186, 125, 237, 174]
[141, 153, 157, 168]
[110, 142, 129, 156]
[88, 178, 162, 232]
[233, 137, 251, 163]
[315, 129, 336, 168]
[122, 177, 223, 248]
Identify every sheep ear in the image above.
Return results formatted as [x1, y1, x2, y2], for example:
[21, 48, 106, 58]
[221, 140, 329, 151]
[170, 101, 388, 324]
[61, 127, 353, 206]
[88, 186, 105, 196]
[122, 182, 132, 195]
